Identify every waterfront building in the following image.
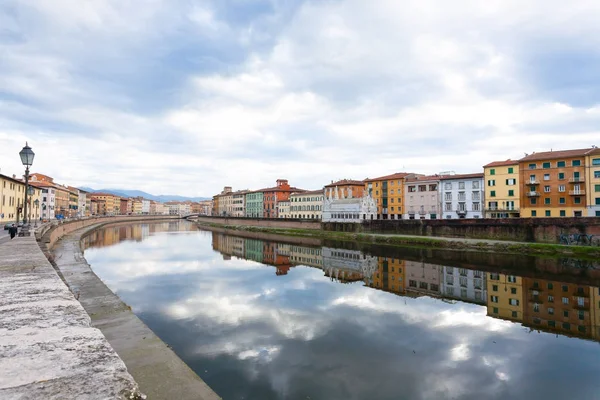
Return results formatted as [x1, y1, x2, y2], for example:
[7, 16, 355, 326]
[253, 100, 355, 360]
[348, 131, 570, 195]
[90, 193, 118, 216]
[154, 202, 167, 215]
[165, 202, 190, 216]
[483, 160, 520, 218]
[521, 278, 594, 339]
[518, 148, 596, 218]
[66, 186, 79, 218]
[277, 200, 291, 219]
[404, 175, 445, 220]
[324, 179, 366, 199]
[322, 185, 377, 222]
[232, 190, 249, 217]
[132, 199, 143, 214]
[585, 149, 600, 217]
[77, 188, 89, 217]
[439, 173, 484, 219]
[120, 198, 129, 215]
[486, 273, 523, 322]
[405, 261, 442, 297]
[322, 247, 378, 285]
[30, 173, 70, 218]
[1, 174, 30, 223]
[442, 267, 487, 305]
[212, 186, 233, 216]
[40, 185, 56, 220]
[364, 172, 421, 220]
[370, 257, 406, 294]
[141, 199, 150, 214]
[197, 200, 213, 216]
[262, 179, 304, 218]
[245, 191, 264, 218]
[289, 189, 324, 220]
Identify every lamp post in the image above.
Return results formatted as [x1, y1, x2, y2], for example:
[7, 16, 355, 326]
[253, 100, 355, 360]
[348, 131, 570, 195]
[34, 199, 40, 227]
[19, 142, 35, 226]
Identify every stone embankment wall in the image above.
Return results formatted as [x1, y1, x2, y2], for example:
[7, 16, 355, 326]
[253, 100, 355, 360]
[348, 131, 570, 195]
[193, 216, 321, 230]
[38, 215, 180, 249]
[323, 217, 600, 244]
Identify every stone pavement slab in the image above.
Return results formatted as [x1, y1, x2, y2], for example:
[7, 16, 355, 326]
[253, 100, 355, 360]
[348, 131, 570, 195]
[0, 236, 143, 400]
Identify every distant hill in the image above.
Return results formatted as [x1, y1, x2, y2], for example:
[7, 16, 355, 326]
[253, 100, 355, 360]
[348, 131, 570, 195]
[79, 187, 210, 203]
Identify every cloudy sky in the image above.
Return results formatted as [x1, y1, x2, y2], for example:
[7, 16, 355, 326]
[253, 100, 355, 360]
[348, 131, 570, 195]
[1, 0, 600, 197]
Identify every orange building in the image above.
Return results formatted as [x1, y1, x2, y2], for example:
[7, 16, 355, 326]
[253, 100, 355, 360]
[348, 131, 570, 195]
[364, 172, 421, 219]
[370, 257, 406, 295]
[519, 148, 594, 217]
[262, 179, 304, 218]
[522, 277, 594, 339]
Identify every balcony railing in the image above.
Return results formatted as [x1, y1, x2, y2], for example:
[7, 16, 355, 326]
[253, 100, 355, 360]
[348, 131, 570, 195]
[526, 191, 541, 197]
[419, 210, 426, 215]
[568, 190, 585, 196]
[569, 177, 585, 183]
[528, 179, 540, 185]
[408, 210, 416, 215]
[485, 207, 520, 212]
[456, 209, 467, 215]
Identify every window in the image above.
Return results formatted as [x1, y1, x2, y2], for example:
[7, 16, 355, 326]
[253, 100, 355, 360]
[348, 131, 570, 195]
[490, 190, 496, 197]
[544, 186, 551, 193]
[572, 160, 581, 166]
[511, 287, 517, 294]
[508, 276, 517, 283]
[458, 182, 465, 190]
[530, 198, 537, 205]
[508, 190, 514, 197]
[559, 197, 566, 204]
[558, 185, 565, 192]
[492, 285, 498, 291]
[557, 161, 566, 168]
[509, 299, 519, 306]
[595, 171, 600, 179]
[488, 180, 496, 186]
[544, 198, 551, 205]
[595, 184, 600, 192]
[548, 307, 554, 315]
[543, 162, 551, 169]
[563, 311, 569, 318]
[533, 304, 540, 312]
[560, 210, 566, 217]
[562, 297, 569, 304]
[532, 210, 537, 217]
[508, 167, 514, 173]
[579, 310, 585, 320]
[472, 181, 480, 189]
[490, 169, 495, 175]
[558, 172, 565, 180]
[506, 178, 516, 185]
[493, 307, 499, 314]
[548, 321, 556, 328]
[562, 285, 568, 292]
[491, 296, 499, 303]
[574, 197, 581, 204]
[563, 322, 571, 330]
[593, 158, 600, 166]
[544, 174, 550, 181]
[512, 311, 518, 318]
[529, 163, 537, 169]
[545, 210, 551, 217]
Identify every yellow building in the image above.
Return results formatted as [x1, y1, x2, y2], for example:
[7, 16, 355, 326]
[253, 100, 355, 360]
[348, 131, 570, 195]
[364, 172, 421, 220]
[132, 199, 143, 214]
[91, 193, 120, 215]
[486, 273, 524, 322]
[585, 149, 600, 217]
[0, 174, 26, 224]
[483, 160, 520, 218]
[371, 257, 406, 294]
[591, 287, 600, 341]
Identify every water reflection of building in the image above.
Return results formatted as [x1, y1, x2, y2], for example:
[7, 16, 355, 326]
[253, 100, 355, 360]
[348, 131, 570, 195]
[592, 288, 600, 341]
[289, 245, 323, 268]
[322, 247, 378, 285]
[442, 267, 487, 305]
[521, 278, 595, 339]
[82, 222, 186, 250]
[371, 257, 406, 295]
[405, 261, 442, 297]
[487, 273, 523, 322]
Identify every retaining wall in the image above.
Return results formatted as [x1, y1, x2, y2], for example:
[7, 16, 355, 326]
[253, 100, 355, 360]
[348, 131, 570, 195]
[38, 215, 180, 249]
[193, 216, 321, 230]
[323, 217, 600, 244]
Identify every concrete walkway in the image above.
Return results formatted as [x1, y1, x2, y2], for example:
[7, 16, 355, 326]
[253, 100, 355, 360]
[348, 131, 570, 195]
[52, 224, 221, 400]
[0, 236, 143, 399]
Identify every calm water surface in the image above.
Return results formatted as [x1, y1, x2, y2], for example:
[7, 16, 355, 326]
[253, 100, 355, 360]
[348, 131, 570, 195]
[83, 221, 600, 400]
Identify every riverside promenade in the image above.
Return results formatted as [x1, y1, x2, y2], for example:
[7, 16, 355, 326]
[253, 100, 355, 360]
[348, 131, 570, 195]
[0, 235, 143, 399]
[0, 217, 221, 400]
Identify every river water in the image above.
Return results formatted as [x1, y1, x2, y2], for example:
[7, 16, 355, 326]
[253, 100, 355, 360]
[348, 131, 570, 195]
[82, 221, 600, 400]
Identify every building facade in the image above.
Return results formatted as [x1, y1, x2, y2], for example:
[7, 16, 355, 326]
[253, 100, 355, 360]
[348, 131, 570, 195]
[245, 191, 263, 218]
[262, 179, 303, 219]
[324, 179, 366, 199]
[441, 267, 487, 305]
[322, 186, 377, 222]
[519, 148, 593, 218]
[439, 173, 484, 219]
[289, 190, 324, 219]
[585, 149, 600, 217]
[487, 273, 523, 322]
[364, 172, 420, 220]
[232, 191, 248, 217]
[405, 261, 442, 297]
[404, 175, 444, 220]
[277, 200, 291, 219]
[483, 160, 520, 218]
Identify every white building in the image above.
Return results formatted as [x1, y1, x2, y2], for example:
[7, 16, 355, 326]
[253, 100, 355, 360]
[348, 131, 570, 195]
[322, 247, 378, 285]
[289, 190, 324, 220]
[40, 186, 56, 220]
[277, 200, 291, 219]
[404, 175, 446, 220]
[441, 266, 487, 305]
[167, 203, 191, 216]
[232, 190, 248, 217]
[439, 173, 484, 219]
[322, 186, 377, 223]
[154, 203, 167, 215]
[77, 189, 87, 217]
[141, 199, 151, 214]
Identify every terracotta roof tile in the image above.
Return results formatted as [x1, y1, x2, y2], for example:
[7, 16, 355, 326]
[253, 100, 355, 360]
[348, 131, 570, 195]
[439, 173, 484, 180]
[324, 179, 365, 187]
[518, 148, 595, 162]
[483, 159, 518, 168]
[364, 172, 420, 182]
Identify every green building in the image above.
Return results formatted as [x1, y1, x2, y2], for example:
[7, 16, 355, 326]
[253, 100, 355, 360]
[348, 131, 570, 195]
[245, 191, 264, 218]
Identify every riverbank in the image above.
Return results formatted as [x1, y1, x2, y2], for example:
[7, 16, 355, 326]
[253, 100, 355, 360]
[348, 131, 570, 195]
[0, 235, 143, 399]
[47, 219, 221, 400]
[194, 220, 600, 260]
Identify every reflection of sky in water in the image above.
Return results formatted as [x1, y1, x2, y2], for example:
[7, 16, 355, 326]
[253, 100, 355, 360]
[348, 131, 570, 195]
[84, 226, 600, 400]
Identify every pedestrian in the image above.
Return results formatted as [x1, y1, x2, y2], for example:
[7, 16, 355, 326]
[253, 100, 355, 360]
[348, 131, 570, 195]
[9, 224, 17, 239]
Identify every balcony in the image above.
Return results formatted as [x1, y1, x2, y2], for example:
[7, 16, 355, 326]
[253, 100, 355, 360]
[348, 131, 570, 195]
[419, 210, 426, 215]
[568, 190, 585, 196]
[485, 207, 520, 212]
[528, 297, 543, 304]
[526, 191, 541, 197]
[569, 177, 585, 183]
[456, 209, 467, 216]
[408, 210, 416, 215]
[528, 179, 540, 185]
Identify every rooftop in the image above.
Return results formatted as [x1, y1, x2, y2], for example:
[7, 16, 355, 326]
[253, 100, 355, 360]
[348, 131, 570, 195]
[439, 173, 484, 180]
[324, 179, 365, 187]
[518, 147, 598, 162]
[483, 159, 518, 168]
[405, 174, 451, 182]
[292, 189, 323, 195]
[364, 172, 419, 182]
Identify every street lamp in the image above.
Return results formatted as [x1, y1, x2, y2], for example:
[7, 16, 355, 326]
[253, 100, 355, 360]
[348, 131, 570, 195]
[33, 199, 40, 227]
[19, 142, 35, 225]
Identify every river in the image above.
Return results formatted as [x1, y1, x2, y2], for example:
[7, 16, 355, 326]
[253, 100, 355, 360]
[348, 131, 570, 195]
[82, 220, 600, 400]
